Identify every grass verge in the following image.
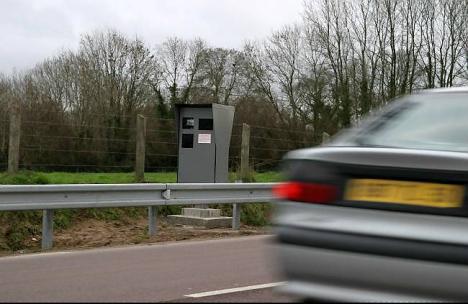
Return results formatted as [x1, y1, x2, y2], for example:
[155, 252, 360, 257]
[0, 170, 282, 252]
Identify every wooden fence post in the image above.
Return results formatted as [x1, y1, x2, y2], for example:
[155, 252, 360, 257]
[8, 104, 21, 174]
[135, 114, 147, 183]
[240, 123, 251, 182]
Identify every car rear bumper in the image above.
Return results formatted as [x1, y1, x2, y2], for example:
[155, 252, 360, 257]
[277, 225, 468, 266]
[275, 231, 468, 301]
[273, 202, 468, 301]
[278, 279, 439, 302]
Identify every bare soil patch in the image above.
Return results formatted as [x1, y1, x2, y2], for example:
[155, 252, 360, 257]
[0, 217, 271, 256]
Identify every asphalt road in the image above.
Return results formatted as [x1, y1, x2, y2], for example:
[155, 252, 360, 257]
[0, 235, 297, 302]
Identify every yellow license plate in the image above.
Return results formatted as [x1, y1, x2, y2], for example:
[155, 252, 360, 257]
[345, 179, 465, 208]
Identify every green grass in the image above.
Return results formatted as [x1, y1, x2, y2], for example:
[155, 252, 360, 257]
[42, 172, 178, 184]
[3, 171, 283, 184]
[253, 171, 283, 182]
[0, 171, 50, 185]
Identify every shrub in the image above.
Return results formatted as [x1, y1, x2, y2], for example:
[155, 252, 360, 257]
[0, 172, 52, 251]
[0, 171, 50, 185]
[215, 203, 272, 226]
[240, 203, 272, 226]
[231, 169, 256, 183]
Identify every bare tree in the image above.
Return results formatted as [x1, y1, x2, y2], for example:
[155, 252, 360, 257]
[305, 0, 354, 127]
[156, 37, 207, 108]
[301, 19, 335, 142]
[199, 48, 243, 104]
[0, 74, 11, 157]
[420, 0, 467, 87]
[264, 25, 303, 127]
[348, 0, 380, 115]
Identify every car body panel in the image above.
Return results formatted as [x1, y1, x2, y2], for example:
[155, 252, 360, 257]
[276, 245, 468, 301]
[275, 202, 468, 248]
[274, 203, 468, 301]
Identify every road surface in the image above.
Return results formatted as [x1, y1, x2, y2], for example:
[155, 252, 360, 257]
[0, 235, 297, 302]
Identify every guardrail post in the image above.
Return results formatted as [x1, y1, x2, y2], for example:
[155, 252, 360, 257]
[8, 103, 21, 174]
[148, 206, 158, 236]
[135, 114, 147, 183]
[41, 209, 54, 250]
[240, 123, 250, 182]
[232, 203, 241, 230]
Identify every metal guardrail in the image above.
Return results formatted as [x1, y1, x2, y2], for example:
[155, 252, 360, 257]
[0, 183, 277, 250]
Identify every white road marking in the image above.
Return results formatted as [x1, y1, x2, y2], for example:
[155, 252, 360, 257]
[185, 282, 285, 298]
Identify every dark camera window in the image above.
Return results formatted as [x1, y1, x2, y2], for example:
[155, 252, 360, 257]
[199, 118, 213, 130]
[183, 117, 195, 129]
[181, 134, 194, 148]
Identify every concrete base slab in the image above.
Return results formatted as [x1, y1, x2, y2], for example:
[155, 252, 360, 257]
[182, 208, 221, 218]
[167, 215, 232, 229]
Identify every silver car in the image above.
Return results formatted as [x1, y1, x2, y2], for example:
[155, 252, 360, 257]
[273, 87, 468, 302]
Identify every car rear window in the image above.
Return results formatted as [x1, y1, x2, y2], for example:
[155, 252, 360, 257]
[354, 93, 468, 153]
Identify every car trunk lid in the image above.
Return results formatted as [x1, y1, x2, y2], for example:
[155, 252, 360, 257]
[282, 147, 468, 217]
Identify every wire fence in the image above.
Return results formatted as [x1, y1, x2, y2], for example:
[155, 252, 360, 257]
[0, 113, 320, 174]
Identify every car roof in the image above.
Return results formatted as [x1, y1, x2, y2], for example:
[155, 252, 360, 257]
[416, 86, 468, 94]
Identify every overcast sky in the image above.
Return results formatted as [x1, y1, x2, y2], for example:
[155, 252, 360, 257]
[0, 0, 304, 74]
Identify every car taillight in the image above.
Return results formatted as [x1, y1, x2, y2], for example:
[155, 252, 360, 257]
[273, 182, 337, 203]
